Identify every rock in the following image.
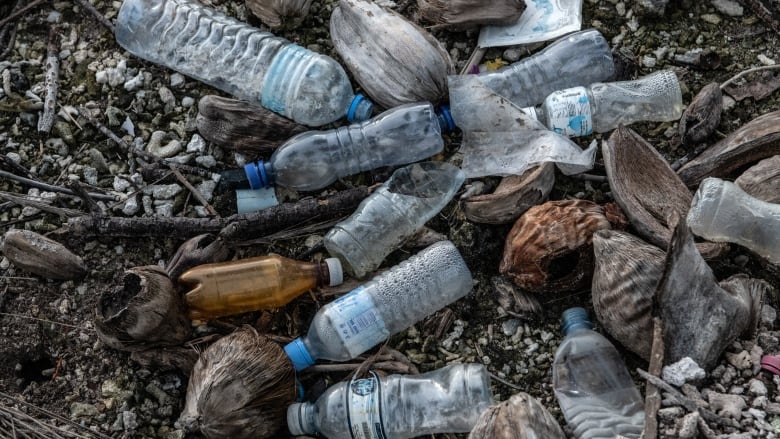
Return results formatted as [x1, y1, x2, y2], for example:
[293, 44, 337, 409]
[186, 134, 206, 153]
[502, 318, 521, 336]
[170, 73, 185, 88]
[182, 96, 195, 107]
[700, 14, 722, 25]
[195, 155, 216, 168]
[146, 131, 182, 158]
[122, 410, 138, 430]
[748, 407, 766, 420]
[70, 402, 99, 418]
[663, 357, 706, 386]
[113, 176, 132, 192]
[677, 411, 700, 439]
[658, 406, 685, 423]
[707, 392, 747, 419]
[726, 350, 752, 370]
[196, 180, 217, 202]
[502, 48, 523, 63]
[748, 379, 768, 396]
[711, 0, 744, 16]
[762, 305, 777, 327]
[143, 184, 183, 200]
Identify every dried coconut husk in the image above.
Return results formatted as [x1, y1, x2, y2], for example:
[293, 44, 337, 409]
[330, 0, 454, 108]
[179, 327, 296, 439]
[591, 230, 665, 361]
[603, 126, 727, 259]
[1, 229, 86, 280]
[735, 155, 780, 203]
[245, 0, 311, 29]
[166, 234, 231, 281]
[196, 95, 306, 156]
[468, 392, 565, 439]
[679, 82, 722, 144]
[656, 217, 765, 371]
[678, 110, 780, 187]
[461, 163, 554, 224]
[94, 266, 191, 351]
[417, 0, 527, 30]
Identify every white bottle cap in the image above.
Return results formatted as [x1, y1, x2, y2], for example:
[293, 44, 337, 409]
[325, 258, 343, 286]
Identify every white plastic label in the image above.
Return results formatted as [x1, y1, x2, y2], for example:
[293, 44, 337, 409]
[544, 86, 593, 137]
[347, 372, 387, 439]
[332, 287, 390, 358]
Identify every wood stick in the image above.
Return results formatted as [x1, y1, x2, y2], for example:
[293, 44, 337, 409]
[640, 317, 664, 439]
[65, 180, 103, 215]
[0, 191, 83, 217]
[0, 0, 47, 29]
[37, 26, 59, 134]
[169, 166, 219, 217]
[0, 169, 117, 201]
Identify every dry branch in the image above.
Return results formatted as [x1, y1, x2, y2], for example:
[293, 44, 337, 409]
[640, 317, 664, 439]
[37, 26, 59, 134]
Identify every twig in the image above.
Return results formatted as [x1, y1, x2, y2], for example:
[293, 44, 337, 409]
[0, 0, 47, 29]
[0, 169, 117, 201]
[0, 191, 83, 217]
[72, 0, 115, 33]
[720, 64, 780, 90]
[37, 26, 59, 134]
[169, 166, 218, 217]
[489, 372, 524, 391]
[640, 317, 664, 439]
[65, 180, 103, 214]
[0, 22, 17, 61]
[0, 390, 111, 439]
[569, 173, 608, 182]
[670, 142, 713, 170]
[306, 361, 414, 375]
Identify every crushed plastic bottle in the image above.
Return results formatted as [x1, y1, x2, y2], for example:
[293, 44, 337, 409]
[324, 161, 465, 278]
[180, 255, 343, 320]
[553, 307, 645, 439]
[522, 70, 683, 137]
[221, 102, 453, 192]
[115, 0, 372, 126]
[687, 177, 780, 265]
[287, 363, 493, 439]
[284, 240, 472, 371]
[475, 29, 615, 108]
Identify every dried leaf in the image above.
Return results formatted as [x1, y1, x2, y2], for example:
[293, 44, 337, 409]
[245, 0, 312, 29]
[723, 72, 780, 101]
[1, 229, 86, 280]
[469, 392, 565, 439]
[679, 82, 722, 144]
[418, 0, 526, 30]
[166, 233, 231, 281]
[735, 155, 780, 203]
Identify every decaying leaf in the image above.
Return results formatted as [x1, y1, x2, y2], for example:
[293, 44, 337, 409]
[678, 110, 780, 187]
[468, 392, 565, 439]
[735, 155, 780, 203]
[179, 327, 296, 439]
[245, 0, 311, 29]
[1, 229, 87, 280]
[679, 82, 722, 144]
[723, 71, 780, 102]
[166, 234, 231, 281]
[417, 0, 526, 30]
[330, 0, 454, 108]
[491, 275, 541, 314]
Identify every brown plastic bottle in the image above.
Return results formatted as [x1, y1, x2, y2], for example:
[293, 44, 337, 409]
[180, 255, 343, 320]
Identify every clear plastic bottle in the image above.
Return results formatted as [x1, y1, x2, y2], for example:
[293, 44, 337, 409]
[553, 307, 644, 439]
[231, 102, 454, 191]
[284, 240, 473, 371]
[475, 29, 616, 108]
[324, 161, 465, 278]
[115, 0, 372, 126]
[523, 70, 683, 137]
[687, 177, 780, 265]
[179, 255, 343, 320]
[287, 364, 493, 439]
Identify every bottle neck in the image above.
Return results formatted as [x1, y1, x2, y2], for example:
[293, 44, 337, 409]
[561, 307, 593, 337]
[287, 402, 317, 435]
[436, 105, 455, 132]
[347, 94, 374, 122]
[243, 160, 275, 189]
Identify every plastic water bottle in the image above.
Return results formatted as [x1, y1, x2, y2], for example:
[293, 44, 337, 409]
[324, 161, 465, 278]
[284, 240, 473, 371]
[522, 70, 683, 137]
[287, 364, 493, 438]
[179, 255, 343, 320]
[475, 29, 616, 108]
[115, 0, 373, 126]
[553, 307, 644, 439]
[687, 177, 780, 265]
[225, 102, 454, 192]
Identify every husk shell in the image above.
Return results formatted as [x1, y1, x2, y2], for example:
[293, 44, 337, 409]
[1, 229, 86, 280]
[468, 392, 565, 439]
[679, 82, 722, 144]
[417, 0, 526, 30]
[245, 0, 312, 29]
[734, 155, 780, 203]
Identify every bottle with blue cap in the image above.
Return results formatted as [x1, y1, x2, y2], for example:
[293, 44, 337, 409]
[115, 0, 372, 126]
[552, 307, 645, 439]
[220, 101, 454, 192]
[284, 240, 472, 371]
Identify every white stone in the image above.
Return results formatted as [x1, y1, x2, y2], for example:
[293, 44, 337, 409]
[758, 54, 776, 66]
[146, 131, 182, 158]
[195, 155, 216, 168]
[158, 86, 176, 105]
[711, 0, 744, 16]
[186, 134, 206, 153]
[662, 357, 706, 386]
[707, 391, 747, 419]
[181, 96, 195, 107]
[749, 378, 768, 396]
[121, 116, 135, 136]
[144, 184, 183, 200]
[170, 73, 185, 88]
[122, 195, 140, 215]
[726, 350, 752, 370]
[123, 72, 144, 91]
[196, 180, 217, 202]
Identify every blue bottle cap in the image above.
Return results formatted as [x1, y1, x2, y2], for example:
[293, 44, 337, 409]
[437, 105, 456, 132]
[284, 338, 315, 371]
[347, 94, 373, 122]
[243, 160, 273, 189]
[561, 307, 593, 336]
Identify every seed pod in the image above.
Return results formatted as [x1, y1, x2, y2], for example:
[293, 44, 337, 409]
[417, 0, 526, 30]
[735, 155, 780, 203]
[245, 0, 312, 29]
[679, 82, 722, 144]
[179, 327, 296, 439]
[166, 234, 231, 281]
[330, 0, 454, 108]
[196, 95, 306, 156]
[591, 230, 665, 361]
[469, 392, 565, 439]
[94, 266, 191, 351]
[1, 229, 86, 280]
[500, 199, 611, 294]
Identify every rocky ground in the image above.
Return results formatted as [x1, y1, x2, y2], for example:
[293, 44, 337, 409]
[0, 0, 779, 438]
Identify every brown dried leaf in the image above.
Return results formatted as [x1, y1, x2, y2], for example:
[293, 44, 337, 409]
[735, 155, 780, 203]
[723, 72, 780, 101]
[1, 229, 86, 280]
[417, 0, 526, 30]
[469, 392, 565, 439]
[679, 82, 722, 144]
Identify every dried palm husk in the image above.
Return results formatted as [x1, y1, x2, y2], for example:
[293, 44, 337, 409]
[179, 327, 296, 439]
[735, 155, 780, 203]
[246, 0, 311, 29]
[678, 110, 780, 187]
[603, 126, 726, 259]
[1, 229, 87, 280]
[468, 392, 565, 439]
[330, 0, 454, 108]
[461, 163, 555, 224]
[196, 95, 306, 156]
[657, 217, 765, 371]
[166, 234, 231, 281]
[591, 230, 665, 361]
[417, 0, 527, 30]
[679, 82, 722, 144]
[94, 266, 191, 351]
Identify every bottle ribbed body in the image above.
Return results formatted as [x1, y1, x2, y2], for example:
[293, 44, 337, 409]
[476, 29, 615, 108]
[115, 0, 355, 126]
[324, 162, 465, 278]
[288, 364, 493, 439]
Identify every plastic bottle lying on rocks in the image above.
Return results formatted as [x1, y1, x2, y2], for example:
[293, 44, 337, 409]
[521, 70, 683, 137]
[475, 29, 616, 108]
[115, 0, 373, 126]
[287, 364, 493, 439]
[324, 161, 465, 278]
[179, 255, 343, 320]
[284, 240, 472, 371]
[553, 307, 645, 439]
[221, 102, 453, 192]
[687, 177, 780, 265]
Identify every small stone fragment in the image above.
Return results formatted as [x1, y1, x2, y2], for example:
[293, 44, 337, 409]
[677, 411, 699, 439]
[748, 378, 768, 396]
[663, 357, 706, 386]
[707, 392, 747, 419]
[726, 350, 752, 370]
[711, 0, 744, 16]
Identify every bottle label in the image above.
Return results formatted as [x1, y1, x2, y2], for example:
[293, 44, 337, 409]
[347, 372, 387, 439]
[331, 287, 390, 358]
[544, 87, 593, 137]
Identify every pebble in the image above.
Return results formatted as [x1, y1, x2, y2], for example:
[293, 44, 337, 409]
[154, 202, 174, 217]
[677, 411, 699, 438]
[700, 14, 722, 25]
[124, 72, 144, 91]
[122, 410, 138, 431]
[502, 319, 521, 336]
[758, 54, 776, 66]
[748, 378, 768, 396]
[170, 73, 185, 88]
[113, 176, 132, 192]
[122, 195, 140, 215]
[726, 350, 752, 370]
[145, 184, 182, 200]
[83, 166, 98, 186]
[70, 402, 99, 418]
[195, 155, 217, 168]
[181, 96, 195, 107]
[88, 148, 110, 173]
[186, 134, 206, 153]
[707, 391, 747, 419]
[761, 305, 777, 327]
[502, 48, 523, 63]
[196, 180, 217, 202]
[159, 86, 176, 106]
[711, 0, 744, 16]
[146, 131, 182, 158]
[663, 357, 706, 386]
[658, 406, 685, 423]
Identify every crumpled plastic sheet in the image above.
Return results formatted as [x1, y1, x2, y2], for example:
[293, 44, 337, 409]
[448, 74, 596, 178]
[478, 0, 583, 48]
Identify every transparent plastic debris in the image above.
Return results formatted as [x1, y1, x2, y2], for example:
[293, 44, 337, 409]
[478, 0, 583, 48]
